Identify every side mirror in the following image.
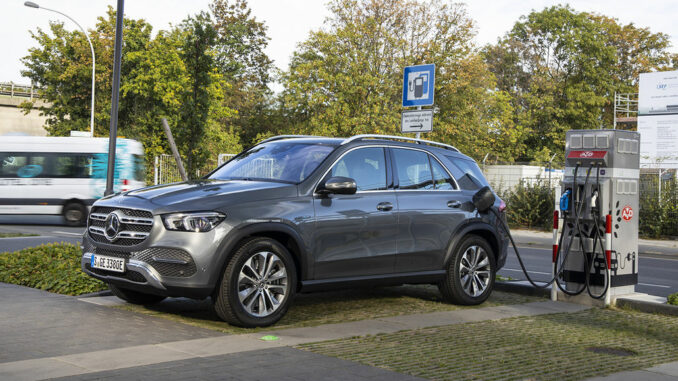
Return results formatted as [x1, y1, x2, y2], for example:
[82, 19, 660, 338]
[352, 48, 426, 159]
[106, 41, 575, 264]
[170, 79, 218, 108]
[318, 176, 357, 195]
[473, 186, 495, 213]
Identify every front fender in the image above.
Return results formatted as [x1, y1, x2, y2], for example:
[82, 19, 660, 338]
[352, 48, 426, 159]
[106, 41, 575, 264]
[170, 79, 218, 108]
[206, 221, 311, 294]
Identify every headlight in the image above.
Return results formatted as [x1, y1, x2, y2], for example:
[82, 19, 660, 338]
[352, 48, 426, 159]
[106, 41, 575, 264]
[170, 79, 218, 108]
[162, 212, 226, 232]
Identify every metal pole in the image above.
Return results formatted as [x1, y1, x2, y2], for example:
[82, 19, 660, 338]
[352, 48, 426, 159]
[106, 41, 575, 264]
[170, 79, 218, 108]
[613, 92, 616, 130]
[154, 156, 159, 185]
[415, 106, 421, 139]
[104, 0, 124, 196]
[548, 153, 556, 191]
[161, 118, 188, 182]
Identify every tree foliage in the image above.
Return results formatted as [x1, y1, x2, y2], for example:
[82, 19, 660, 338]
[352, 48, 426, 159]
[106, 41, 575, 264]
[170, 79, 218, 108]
[22, 6, 241, 179]
[279, 0, 521, 161]
[484, 5, 675, 162]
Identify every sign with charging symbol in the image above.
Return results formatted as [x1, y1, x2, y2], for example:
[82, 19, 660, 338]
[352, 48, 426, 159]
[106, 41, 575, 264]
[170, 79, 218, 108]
[402, 64, 435, 107]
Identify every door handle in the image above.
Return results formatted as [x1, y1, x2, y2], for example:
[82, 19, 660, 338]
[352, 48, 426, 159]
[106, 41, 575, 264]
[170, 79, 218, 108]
[376, 202, 393, 211]
[447, 200, 462, 208]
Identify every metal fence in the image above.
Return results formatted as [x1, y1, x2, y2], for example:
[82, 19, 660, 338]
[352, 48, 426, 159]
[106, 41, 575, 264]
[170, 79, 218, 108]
[153, 153, 239, 185]
[0, 82, 41, 99]
[483, 162, 678, 237]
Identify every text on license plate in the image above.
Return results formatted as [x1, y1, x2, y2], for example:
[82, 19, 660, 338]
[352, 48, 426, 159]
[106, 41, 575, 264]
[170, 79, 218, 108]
[91, 254, 125, 273]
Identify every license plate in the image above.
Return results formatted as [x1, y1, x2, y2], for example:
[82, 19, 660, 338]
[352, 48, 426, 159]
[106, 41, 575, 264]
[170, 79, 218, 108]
[91, 254, 125, 273]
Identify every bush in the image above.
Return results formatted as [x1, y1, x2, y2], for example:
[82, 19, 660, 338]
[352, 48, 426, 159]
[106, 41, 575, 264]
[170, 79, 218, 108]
[669, 292, 678, 306]
[500, 179, 553, 231]
[639, 177, 678, 238]
[0, 242, 107, 295]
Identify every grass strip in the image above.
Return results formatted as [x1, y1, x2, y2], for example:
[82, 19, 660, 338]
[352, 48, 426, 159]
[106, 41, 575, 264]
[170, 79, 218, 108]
[0, 242, 107, 295]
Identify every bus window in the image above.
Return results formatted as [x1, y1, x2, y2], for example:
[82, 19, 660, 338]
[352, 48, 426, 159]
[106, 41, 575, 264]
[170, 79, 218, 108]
[134, 155, 145, 181]
[0, 154, 28, 177]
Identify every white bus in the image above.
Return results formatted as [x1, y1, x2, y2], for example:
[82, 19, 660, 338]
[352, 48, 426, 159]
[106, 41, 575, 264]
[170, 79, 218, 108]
[0, 137, 145, 226]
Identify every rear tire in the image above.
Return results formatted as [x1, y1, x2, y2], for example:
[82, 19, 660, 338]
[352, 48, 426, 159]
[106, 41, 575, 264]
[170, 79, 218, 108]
[212, 237, 297, 328]
[63, 202, 87, 226]
[109, 284, 166, 305]
[439, 235, 496, 305]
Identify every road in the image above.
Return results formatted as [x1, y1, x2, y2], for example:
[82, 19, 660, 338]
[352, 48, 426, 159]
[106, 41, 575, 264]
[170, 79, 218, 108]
[1, 221, 676, 298]
[498, 246, 678, 298]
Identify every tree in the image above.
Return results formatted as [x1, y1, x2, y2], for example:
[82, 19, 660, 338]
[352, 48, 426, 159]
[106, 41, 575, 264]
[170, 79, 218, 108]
[210, 0, 274, 145]
[21, 7, 241, 180]
[21, 7, 152, 137]
[485, 6, 676, 162]
[279, 0, 519, 160]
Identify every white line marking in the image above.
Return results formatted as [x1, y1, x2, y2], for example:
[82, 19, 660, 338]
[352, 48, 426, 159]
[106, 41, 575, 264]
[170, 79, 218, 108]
[53, 231, 84, 237]
[638, 283, 671, 288]
[502, 268, 551, 275]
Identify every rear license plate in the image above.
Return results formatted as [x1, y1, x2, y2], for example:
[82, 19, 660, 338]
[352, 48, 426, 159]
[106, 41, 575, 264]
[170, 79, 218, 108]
[91, 254, 125, 273]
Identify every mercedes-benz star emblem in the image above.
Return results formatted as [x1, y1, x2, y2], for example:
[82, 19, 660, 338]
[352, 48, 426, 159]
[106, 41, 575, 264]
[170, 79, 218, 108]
[104, 212, 121, 242]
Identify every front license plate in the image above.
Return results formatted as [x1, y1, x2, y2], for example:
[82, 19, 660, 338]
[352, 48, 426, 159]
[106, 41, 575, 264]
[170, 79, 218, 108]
[91, 254, 125, 273]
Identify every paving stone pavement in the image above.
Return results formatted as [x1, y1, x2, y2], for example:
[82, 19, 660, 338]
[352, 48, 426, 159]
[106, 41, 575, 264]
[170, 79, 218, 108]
[46, 347, 423, 381]
[0, 283, 222, 363]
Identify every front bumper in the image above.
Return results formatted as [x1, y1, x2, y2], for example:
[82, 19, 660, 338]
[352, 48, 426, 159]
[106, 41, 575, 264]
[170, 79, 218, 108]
[81, 214, 233, 299]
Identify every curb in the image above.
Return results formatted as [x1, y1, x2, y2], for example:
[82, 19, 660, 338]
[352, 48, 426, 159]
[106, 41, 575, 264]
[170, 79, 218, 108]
[495, 281, 551, 298]
[78, 289, 113, 298]
[615, 298, 678, 317]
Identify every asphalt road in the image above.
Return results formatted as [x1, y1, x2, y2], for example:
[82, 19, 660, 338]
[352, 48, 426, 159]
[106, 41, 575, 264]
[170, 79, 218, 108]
[0, 219, 83, 252]
[498, 246, 678, 298]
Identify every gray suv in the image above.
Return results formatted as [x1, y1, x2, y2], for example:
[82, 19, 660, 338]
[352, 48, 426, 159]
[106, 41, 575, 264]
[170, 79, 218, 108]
[82, 135, 508, 327]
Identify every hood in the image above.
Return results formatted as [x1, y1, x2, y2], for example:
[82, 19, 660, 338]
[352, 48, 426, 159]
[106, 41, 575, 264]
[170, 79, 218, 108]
[99, 179, 297, 213]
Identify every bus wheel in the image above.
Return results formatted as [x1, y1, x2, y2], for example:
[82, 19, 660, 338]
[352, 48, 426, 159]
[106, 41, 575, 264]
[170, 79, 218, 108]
[63, 202, 87, 226]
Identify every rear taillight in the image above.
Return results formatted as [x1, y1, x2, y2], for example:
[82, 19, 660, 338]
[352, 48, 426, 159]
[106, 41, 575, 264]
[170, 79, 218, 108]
[122, 179, 130, 192]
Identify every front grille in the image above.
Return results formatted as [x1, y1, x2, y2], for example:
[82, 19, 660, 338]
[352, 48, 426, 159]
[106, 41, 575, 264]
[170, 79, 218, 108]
[85, 246, 197, 278]
[88, 207, 153, 246]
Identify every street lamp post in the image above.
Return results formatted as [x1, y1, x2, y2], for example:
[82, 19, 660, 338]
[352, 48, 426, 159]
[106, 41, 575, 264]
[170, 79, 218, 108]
[25, 1, 96, 137]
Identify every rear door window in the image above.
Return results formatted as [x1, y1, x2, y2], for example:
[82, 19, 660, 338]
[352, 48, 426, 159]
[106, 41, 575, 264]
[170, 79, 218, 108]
[430, 157, 456, 190]
[392, 149, 434, 190]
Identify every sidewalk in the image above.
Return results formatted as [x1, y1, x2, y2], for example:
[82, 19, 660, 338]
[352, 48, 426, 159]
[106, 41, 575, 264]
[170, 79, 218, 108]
[511, 228, 678, 257]
[1, 283, 588, 381]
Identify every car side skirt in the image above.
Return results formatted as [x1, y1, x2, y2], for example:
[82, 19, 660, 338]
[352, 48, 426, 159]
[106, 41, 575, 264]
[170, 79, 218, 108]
[299, 270, 446, 293]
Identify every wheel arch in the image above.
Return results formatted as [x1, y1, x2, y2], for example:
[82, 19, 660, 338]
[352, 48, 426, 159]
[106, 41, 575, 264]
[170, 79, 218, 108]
[209, 222, 309, 294]
[444, 222, 500, 268]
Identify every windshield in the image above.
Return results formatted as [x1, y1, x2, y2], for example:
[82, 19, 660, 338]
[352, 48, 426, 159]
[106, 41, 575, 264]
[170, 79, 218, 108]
[209, 142, 336, 183]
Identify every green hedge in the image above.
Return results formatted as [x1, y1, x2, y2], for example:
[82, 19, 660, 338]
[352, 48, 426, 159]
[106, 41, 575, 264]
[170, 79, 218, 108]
[0, 242, 107, 295]
[669, 292, 678, 306]
[499, 179, 553, 231]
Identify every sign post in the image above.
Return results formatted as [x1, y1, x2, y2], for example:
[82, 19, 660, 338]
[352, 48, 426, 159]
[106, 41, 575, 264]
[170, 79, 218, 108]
[402, 64, 435, 138]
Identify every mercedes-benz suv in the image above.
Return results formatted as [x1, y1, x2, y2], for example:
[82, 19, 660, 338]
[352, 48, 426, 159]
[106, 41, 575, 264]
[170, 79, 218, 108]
[82, 135, 508, 327]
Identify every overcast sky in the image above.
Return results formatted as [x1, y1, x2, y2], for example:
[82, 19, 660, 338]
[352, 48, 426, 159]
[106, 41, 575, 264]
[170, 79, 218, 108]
[2, 0, 677, 86]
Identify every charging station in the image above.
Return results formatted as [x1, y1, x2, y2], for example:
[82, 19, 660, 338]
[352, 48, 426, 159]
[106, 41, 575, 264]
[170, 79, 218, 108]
[557, 129, 640, 304]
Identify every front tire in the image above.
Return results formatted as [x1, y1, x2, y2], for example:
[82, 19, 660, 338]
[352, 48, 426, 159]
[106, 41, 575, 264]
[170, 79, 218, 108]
[109, 284, 166, 305]
[212, 237, 297, 328]
[439, 235, 496, 305]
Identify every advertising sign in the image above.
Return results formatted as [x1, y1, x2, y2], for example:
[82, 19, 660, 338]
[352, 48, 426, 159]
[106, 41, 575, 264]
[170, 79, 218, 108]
[638, 71, 678, 168]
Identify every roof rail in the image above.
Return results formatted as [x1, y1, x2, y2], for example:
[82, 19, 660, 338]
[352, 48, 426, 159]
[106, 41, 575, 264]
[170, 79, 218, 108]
[257, 135, 325, 145]
[341, 134, 459, 152]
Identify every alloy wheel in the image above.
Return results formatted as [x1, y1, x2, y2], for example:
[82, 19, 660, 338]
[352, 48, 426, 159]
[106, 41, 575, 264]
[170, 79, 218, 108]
[458, 245, 491, 297]
[237, 251, 288, 317]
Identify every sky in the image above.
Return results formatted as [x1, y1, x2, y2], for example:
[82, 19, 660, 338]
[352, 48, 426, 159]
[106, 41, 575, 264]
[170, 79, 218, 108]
[2, 0, 678, 87]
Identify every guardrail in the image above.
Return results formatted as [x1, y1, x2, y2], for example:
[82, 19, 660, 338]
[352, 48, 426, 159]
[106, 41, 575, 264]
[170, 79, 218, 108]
[0, 82, 42, 99]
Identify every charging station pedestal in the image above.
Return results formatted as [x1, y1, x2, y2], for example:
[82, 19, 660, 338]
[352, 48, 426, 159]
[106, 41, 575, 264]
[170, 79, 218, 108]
[558, 129, 640, 305]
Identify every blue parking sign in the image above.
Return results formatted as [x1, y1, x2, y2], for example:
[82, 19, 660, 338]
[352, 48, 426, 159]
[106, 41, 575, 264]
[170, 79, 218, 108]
[402, 64, 435, 107]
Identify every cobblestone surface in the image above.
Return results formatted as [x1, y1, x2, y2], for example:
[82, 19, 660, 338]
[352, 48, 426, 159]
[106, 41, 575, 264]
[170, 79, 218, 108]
[299, 308, 678, 381]
[0, 283, 223, 363]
